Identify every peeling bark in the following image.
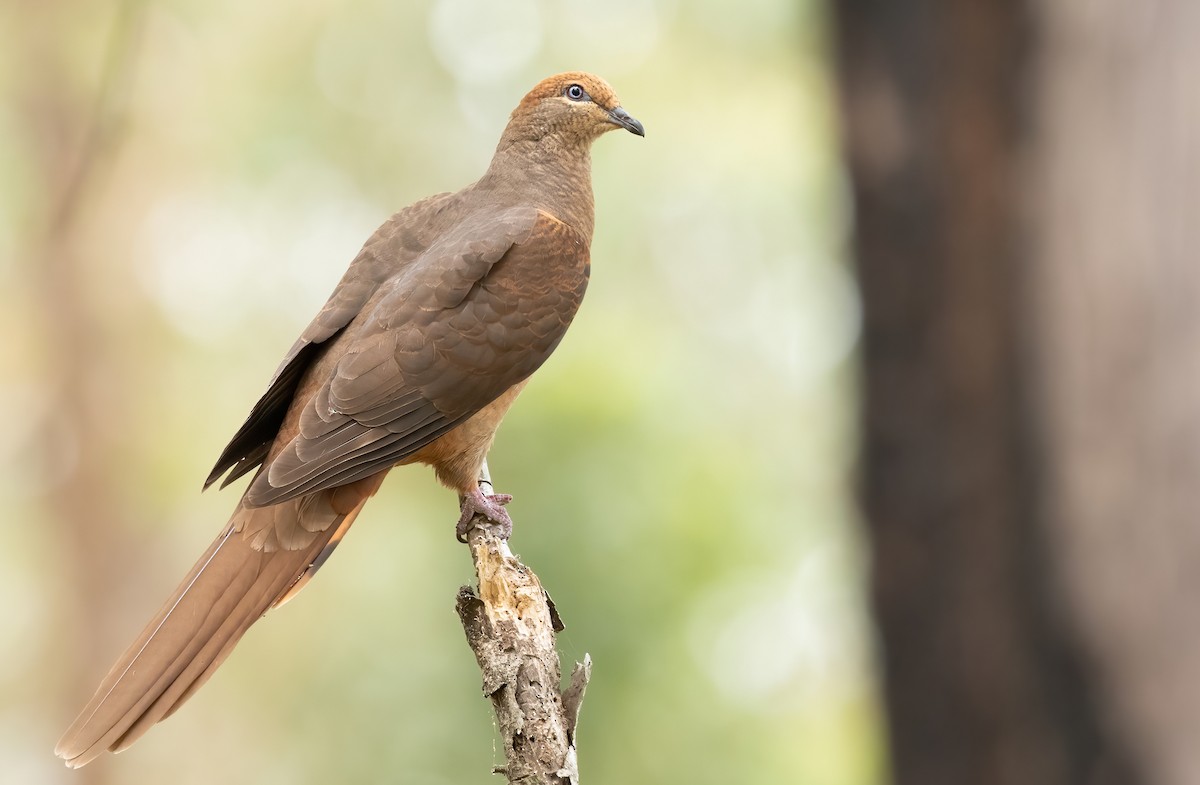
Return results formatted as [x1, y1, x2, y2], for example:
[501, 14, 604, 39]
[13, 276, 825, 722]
[456, 474, 589, 784]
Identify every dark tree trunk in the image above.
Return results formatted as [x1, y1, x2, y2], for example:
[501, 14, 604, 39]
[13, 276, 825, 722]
[835, 2, 1200, 783]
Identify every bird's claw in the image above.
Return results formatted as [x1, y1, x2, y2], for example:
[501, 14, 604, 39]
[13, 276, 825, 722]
[456, 487, 514, 542]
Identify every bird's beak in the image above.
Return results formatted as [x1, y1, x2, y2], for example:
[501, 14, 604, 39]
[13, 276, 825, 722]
[608, 106, 645, 137]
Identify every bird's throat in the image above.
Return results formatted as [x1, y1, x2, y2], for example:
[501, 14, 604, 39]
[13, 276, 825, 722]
[481, 137, 596, 242]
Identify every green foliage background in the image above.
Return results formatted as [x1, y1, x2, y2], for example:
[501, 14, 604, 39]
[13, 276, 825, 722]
[0, 0, 882, 782]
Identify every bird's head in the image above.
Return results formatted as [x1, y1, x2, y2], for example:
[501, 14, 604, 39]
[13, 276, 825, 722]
[504, 72, 645, 147]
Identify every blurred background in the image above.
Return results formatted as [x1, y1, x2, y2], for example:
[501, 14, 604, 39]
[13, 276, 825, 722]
[8, 1, 1200, 784]
[3, 1, 871, 784]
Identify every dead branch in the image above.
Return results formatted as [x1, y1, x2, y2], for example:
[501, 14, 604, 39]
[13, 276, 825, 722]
[455, 465, 590, 784]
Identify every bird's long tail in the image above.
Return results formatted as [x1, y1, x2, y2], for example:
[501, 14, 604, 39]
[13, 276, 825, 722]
[55, 477, 381, 768]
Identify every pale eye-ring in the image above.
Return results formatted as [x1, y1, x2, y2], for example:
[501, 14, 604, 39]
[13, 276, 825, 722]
[565, 84, 587, 101]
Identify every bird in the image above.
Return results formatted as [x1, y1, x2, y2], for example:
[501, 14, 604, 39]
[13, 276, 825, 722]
[55, 71, 644, 768]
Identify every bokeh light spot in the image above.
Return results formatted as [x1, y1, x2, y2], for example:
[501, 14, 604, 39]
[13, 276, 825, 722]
[428, 0, 542, 84]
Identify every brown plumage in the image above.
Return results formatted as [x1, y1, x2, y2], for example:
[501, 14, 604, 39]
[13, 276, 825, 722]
[55, 71, 643, 768]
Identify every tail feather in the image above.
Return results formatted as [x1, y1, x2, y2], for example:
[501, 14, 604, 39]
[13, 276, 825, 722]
[158, 495, 371, 725]
[110, 530, 322, 753]
[55, 486, 375, 768]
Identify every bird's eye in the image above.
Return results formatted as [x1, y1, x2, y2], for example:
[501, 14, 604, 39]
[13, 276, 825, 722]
[565, 84, 587, 101]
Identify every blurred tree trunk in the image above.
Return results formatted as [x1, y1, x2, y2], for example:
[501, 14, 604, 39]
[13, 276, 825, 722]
[24, 3, 143, 781]
[837, 2, 1200, 784]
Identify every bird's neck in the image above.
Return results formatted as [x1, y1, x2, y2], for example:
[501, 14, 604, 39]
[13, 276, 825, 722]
[478, 135, 596, 243]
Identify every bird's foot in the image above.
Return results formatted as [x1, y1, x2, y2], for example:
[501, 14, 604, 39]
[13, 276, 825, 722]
[456, 486, 514, 542]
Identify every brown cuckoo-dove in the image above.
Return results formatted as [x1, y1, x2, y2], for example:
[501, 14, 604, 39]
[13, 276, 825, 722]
[55, 71, 644, 768]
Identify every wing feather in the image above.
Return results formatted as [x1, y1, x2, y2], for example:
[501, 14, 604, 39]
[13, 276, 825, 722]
[205, 192, 456, 489]
[243, 208, 589, 507]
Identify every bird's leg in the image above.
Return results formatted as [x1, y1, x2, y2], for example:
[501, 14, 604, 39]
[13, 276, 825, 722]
[456, 459, 513, 542]
[456, 486, 513, 542]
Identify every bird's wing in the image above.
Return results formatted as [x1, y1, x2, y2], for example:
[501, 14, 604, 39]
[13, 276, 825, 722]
[242, 206, 590, 508]
[205, 192, 455, 490]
